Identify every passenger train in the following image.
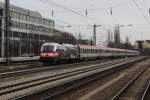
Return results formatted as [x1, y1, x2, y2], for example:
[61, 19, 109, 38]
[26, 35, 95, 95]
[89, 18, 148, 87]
[40, 43, 140, 64]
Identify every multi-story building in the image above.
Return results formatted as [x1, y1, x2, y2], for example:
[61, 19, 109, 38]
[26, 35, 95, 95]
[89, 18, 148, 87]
[0, 2, 55, 57]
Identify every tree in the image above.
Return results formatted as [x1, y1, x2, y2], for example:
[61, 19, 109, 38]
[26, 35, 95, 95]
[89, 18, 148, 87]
[107, 30, 111, 47]
[125, 35, 129, 49]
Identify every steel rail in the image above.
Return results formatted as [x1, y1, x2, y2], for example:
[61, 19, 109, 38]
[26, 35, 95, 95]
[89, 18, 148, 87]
[111, 64, 148, 100]
[141, 79, 150, 100]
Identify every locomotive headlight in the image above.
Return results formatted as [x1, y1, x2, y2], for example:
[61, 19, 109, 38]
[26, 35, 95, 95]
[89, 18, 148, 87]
[48, 53, 53, 56]
[41, 53, 46, 56]
[54, 52, 59, 56]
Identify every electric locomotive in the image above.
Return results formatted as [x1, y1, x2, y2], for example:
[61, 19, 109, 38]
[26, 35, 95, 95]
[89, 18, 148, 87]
[40, 43, 79, 64]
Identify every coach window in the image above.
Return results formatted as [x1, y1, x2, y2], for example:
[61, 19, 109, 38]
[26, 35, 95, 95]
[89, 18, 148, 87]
[107, 50, 110, 53]
[84, 49, 86, 53]
[99, 49, 101, 53]
[80, 49, 82, 53]
[82, 49, 84, 53]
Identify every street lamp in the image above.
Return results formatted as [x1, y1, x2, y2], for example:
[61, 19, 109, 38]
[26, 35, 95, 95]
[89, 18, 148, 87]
[56, 25, 72, 28]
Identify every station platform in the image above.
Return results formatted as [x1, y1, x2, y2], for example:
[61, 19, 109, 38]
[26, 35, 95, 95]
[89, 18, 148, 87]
[0, 56, 40, 63]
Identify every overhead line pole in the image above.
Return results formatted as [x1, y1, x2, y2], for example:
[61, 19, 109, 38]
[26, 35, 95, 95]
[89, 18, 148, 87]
[93, 24, 101, 45]
[93, 24, 96, 45]
[4, 0, 11, 65]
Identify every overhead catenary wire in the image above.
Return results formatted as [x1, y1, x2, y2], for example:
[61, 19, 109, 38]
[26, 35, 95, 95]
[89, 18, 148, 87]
[40, 0, 148, 41]
[39, 0, 114, 31]
[50, 1, 130, 11]
[131, 0, 150, 25]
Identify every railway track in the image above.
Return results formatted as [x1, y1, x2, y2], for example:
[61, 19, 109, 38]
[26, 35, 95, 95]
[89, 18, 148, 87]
[111, 67, 148, 100]
[111, 62, 150, 100]
[0, 57, 146, 100]
[0, 58, 125, 78]
[0, 58, 129, 73]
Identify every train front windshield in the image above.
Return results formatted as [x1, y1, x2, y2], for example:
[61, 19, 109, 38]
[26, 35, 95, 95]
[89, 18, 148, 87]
[41, 45, 54, 52]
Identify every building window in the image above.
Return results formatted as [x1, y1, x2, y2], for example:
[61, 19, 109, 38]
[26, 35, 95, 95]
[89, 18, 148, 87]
[30, 16, 32, 22]
[50, 21, 54, 26]
[21, 32, 27, 38]
[28, 34, 33, 39]
[38, 18, 42, 24]
[0, 9, 3, 16]
[20, 14, 26, 20]
[45, 20, 49, 25]
[13, 31, 20, 38]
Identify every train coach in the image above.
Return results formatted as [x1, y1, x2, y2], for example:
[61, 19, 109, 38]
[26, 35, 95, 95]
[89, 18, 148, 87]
[78, 45, 139, 59]
[40, 43, 140, 64]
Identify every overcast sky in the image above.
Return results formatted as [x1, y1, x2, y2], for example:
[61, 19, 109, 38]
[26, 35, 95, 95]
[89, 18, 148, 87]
[1, 0, 150, 44]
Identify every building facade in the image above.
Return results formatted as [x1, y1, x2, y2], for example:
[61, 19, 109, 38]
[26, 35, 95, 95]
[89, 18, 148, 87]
[0, 2, 55, 57]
